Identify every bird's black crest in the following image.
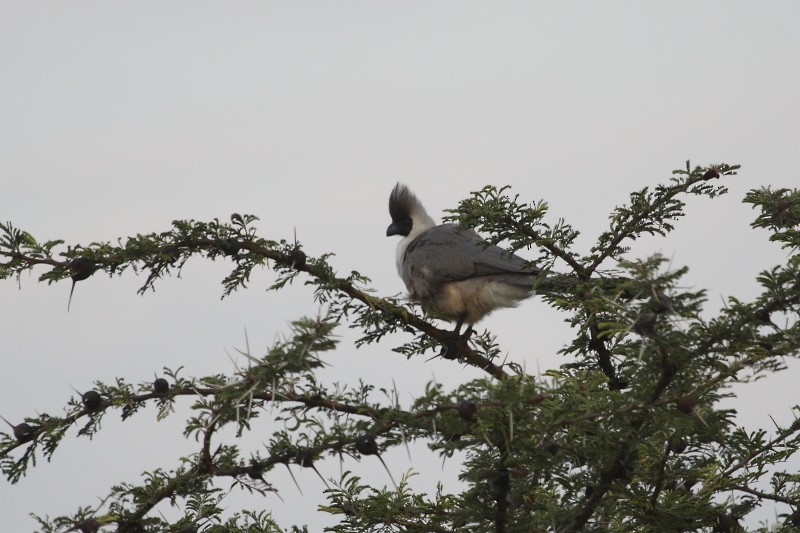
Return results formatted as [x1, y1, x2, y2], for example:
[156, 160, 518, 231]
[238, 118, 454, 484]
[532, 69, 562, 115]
[389, 183, 417, 222]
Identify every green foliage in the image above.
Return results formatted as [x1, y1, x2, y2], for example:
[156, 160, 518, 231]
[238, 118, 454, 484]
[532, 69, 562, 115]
[2, 162, 800, 532]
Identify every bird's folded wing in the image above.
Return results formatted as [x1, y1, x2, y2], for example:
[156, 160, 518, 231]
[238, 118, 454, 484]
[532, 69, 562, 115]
[403, 224, 538, 283]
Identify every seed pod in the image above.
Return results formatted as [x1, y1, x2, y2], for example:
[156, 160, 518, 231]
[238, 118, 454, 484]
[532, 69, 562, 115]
[492, 468, 510, 496]
[715, 514, 740, 532]
[294, 449, 330, 489]
[153, 378, 170, 394]
[163, 245, 181, 262]
[439, 338, 461, 360]
[446, 432, 463, 442]
[633, 310, 657, 336]
[296, 449, 315, 468]
[122, 522, 145, 533]
[754, 308, 772, 323]
[668, 437, 687, 454]
[457, 400, 478, 422]
[221, 239, 241, 257]
[355, 434, 378, 456]
[675, 396, 695, 414]
[67, 257, 96, 311]
[77, 519, 101, 533]
[70, 257, 95, 282]
[543, 439, 560, 455]
[511, 465, 528, 479]
[613, 379, 630, 391]
[612, 457, 631, 481]
[648, 289, 673, 315]
[287, 248, 306, 269]
[14, 422, 35, 443]
[247, 464, 264, 480]
[1, 415, 35, 443]
[82, 390, 102, 412]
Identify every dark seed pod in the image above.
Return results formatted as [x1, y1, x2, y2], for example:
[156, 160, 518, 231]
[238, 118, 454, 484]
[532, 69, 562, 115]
[440, 347, 458, 359]
[668, 437, 687, 454]
[492, 468, 510, 495]
[612, 457, 631, 481]
[632, 310, 657, 336]
[355, 434, 378, 456]
[440, 338, 461, 360]
[69, 257, 95, 282]
[675, 396, 695, 414]
[68, 257, 96, 311]
[754, 308, 772, 323]
[457, 400, 478, 422]
[1, 416, 35, 443]
[77, 519, 101, 533]
[221, 239, 241, 257]
[287, 248, 306, 269]
[714, 514, 740, 532]
[511, 465, 528, 479]
[14, 422, 35, 443]
[82, 390, 102, 412]
[122, 522, 145, 533]
[543, 439, 560, 455]
[247, 464, 263, 480]
[662, 360, 678, 378]
[648, 289, 673, 315]
[612, 379, 630, 391]
[296, 449, 315, 468]
[163, 245, 181, 262]
[310, 391, 324, 403]
[153, 378, 170, 394]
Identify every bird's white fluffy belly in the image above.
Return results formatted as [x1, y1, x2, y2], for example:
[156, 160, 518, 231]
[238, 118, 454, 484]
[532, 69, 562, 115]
[435, 278, 531, 324]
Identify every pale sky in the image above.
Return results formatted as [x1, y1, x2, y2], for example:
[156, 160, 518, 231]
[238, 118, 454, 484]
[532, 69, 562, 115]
[2, 2, 799, 531]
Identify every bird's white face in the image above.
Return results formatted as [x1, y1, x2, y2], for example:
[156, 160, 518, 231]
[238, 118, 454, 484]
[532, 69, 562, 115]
[388, 184, 437, 275]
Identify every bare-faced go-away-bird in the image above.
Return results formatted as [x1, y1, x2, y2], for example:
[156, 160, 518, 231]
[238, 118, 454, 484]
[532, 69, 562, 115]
[386, 183, 542, 338]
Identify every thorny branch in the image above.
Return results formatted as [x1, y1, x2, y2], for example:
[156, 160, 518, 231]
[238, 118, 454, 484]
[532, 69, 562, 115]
[4, 163, 800, 532]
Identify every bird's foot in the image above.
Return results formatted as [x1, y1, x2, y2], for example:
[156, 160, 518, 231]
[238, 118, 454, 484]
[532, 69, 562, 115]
[439, 329, 472, 360]
[439, 338, 460, 359]
[439, 319, 474, 359]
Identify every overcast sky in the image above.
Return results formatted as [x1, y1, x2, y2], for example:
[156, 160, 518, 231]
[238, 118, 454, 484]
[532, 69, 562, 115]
[2, 2, 799, 531]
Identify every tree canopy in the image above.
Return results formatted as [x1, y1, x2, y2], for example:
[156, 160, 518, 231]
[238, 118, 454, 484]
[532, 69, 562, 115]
[3, 163, 800, 532]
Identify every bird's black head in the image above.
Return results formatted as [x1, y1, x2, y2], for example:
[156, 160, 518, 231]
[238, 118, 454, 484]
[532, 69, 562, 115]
[386, 183, 414, 237]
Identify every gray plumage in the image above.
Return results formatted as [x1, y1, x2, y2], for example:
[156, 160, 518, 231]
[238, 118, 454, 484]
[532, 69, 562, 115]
[387, 183, 540, 330]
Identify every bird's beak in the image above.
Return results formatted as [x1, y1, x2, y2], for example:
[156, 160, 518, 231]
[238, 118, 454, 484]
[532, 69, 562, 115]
[386, 222, 400, 237]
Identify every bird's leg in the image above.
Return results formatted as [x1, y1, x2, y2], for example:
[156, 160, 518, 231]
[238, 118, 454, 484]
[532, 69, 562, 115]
[462, 324, 475, 338]
[452, 314, 466, 336]
[441, 314, 468, 359]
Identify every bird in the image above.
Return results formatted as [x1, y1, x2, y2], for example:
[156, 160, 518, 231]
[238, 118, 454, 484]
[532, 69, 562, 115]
[386, 183, 541, 337]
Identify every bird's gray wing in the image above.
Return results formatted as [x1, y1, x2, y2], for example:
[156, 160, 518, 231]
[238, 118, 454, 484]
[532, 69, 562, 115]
[403, 224, 539, 287]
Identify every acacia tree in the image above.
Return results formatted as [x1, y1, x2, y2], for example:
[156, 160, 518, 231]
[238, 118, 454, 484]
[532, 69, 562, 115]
[2, 163, 800, 532]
